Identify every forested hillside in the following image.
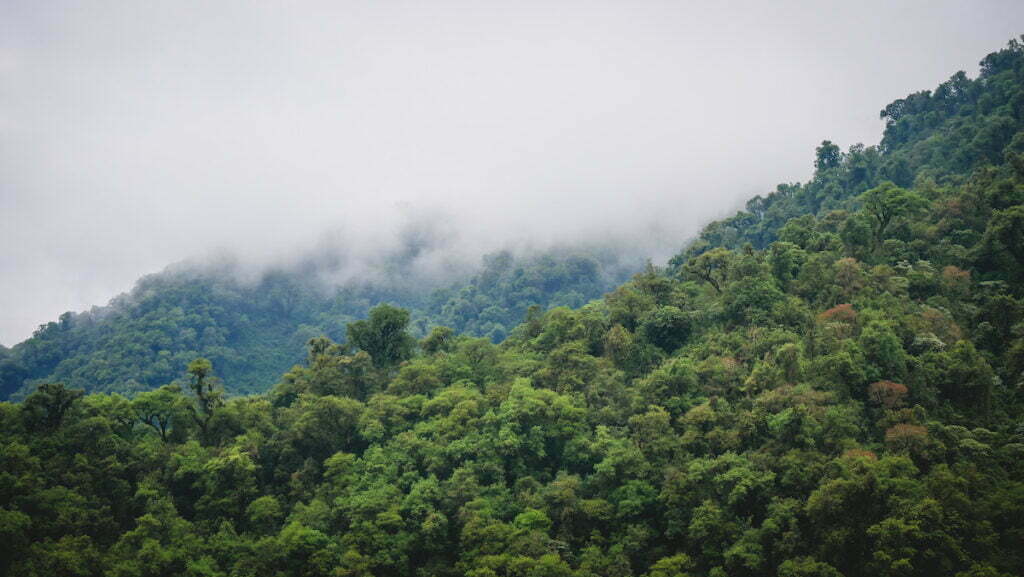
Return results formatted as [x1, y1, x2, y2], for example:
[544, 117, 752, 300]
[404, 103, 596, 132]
[3, 38, 1024, 577]
[0, 248, 635, 400]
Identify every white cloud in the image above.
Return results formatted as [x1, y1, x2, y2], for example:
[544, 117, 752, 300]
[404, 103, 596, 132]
[2, 0, 1022, 344]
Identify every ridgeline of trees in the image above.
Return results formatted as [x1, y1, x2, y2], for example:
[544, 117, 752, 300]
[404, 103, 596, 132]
[0, 249, 635, 400]
[3, 37, 1024, 577]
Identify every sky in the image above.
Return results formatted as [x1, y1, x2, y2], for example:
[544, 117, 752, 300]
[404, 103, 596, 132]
[2, 1, 1023, 346]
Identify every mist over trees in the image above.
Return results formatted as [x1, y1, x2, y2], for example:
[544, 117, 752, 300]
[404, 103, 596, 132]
[0, 247, 638, 400]
[3, 34, 1024, 577]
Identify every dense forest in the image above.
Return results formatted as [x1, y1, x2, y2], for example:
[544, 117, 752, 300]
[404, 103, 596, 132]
[0, 248, 637, 400]
[3, 38, 1024, 577]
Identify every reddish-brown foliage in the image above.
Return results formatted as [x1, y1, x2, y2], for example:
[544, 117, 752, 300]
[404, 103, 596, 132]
[868, 380, 909, 409]
[818, 303, 857, 323]
[941, 265, 971, 296]
[841, 448, 878, 461]
[941, 265, 970, 283]
[939, 197, 964, 219]
[721, 357, 741, 371]
[885, 423, 928, 452]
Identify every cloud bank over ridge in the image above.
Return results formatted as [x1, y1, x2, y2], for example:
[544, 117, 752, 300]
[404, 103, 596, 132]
[2, 0, 1023, 344]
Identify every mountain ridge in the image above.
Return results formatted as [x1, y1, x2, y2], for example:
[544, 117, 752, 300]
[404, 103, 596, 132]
[0, 245, 640, 399]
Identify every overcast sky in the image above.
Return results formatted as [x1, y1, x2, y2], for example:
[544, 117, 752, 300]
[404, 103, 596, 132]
[2, 1, 1022, 345]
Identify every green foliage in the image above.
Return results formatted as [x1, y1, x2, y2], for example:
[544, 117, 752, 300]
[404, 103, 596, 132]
[346, 304, 417, 369]
[1, 249, 634, 400]
[859, 182, 928, 252]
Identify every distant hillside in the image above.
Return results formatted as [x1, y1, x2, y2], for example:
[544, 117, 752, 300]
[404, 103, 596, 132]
[0, 247, 638, 399]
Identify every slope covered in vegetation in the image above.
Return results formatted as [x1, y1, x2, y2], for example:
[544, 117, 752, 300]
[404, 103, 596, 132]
[3, 38, 1024, 577]
[0, 248, 635, 400]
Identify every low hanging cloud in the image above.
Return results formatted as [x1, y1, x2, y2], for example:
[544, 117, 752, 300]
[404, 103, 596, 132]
[2, 0, 1023, 345]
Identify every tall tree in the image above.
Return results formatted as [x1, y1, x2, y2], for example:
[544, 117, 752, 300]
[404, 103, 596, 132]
[346, 304, 416, 369]
[859, 181, 927, 252]
[186, 358, 223, 443]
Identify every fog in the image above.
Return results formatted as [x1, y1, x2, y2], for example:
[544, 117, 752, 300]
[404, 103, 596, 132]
[2, 1, 1022, 345]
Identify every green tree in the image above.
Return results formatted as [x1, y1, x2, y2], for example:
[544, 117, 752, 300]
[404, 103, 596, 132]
[132, 385, 189, 442]
[186, 358, 224, 444]
[778, 557, 843, 577]
[21, 382, 83, 431]
[815, 140, 842, 172]
[859, 182, 927, 252]
[346, 304, 417, 368]
[981, 204, 1024, 267]
[683, 248, 733, 294]
[638, 306, 692, 353]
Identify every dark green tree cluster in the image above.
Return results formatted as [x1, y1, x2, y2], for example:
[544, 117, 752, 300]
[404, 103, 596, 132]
[3, 36, 1024, 577]
[428, 250, 624, 343]
[0, 250, 633, 401]
[671, 37, 1024, 263]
